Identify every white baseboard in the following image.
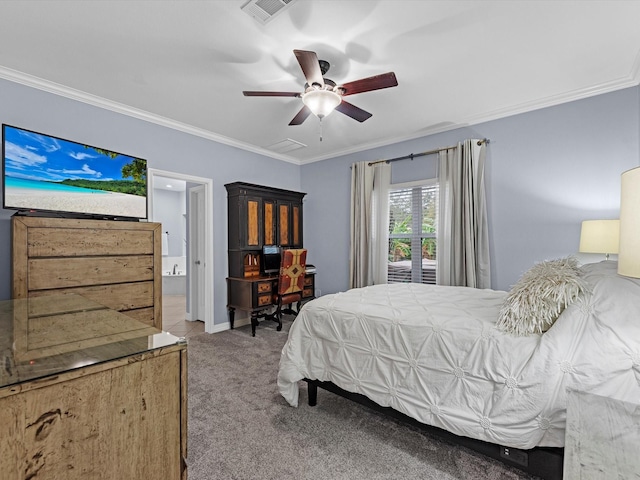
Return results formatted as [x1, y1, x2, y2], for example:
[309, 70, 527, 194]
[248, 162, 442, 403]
[207, 313, 251, 333]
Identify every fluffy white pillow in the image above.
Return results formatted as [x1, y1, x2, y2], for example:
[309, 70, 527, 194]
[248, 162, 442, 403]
[496, 257, 588, 336]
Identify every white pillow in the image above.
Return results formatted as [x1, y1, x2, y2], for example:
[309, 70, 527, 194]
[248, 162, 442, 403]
[496, 257, 588, 336]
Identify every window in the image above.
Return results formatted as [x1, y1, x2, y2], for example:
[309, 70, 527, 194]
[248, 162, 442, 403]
[387, 181, 438, 284]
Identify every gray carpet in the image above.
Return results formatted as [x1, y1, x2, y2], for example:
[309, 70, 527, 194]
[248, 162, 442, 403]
[187, 317, 540, 480]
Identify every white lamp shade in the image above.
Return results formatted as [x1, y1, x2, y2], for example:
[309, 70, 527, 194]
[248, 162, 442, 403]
[579, 219, 620, 254]
[302, 89, 341, 118]
[619, 166, 640, 278]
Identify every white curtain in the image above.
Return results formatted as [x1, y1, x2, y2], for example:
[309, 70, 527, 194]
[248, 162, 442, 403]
[437, 139, 491, 288]
[349, 160, 391, 289]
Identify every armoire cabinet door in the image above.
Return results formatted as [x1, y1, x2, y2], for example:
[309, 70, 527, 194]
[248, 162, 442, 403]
[292, 204, 301, 247]
[278, 202, 290, 246]
[245, 197, 261, 247]
[263, 200, 276, 246]
[275, 201, 303, 248]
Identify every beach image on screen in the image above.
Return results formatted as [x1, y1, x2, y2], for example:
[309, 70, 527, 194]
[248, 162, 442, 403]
[3, 125, 147, 218]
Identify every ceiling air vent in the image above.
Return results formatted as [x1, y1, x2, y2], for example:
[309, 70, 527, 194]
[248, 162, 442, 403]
[241, 0, 296, 25]
[266, 138, 306, 154]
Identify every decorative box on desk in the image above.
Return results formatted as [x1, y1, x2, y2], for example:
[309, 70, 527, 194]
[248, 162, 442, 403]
[0, 294, 187, 480]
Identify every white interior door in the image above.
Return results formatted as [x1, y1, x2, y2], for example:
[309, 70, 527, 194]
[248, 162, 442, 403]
[189, 185, 206, 321]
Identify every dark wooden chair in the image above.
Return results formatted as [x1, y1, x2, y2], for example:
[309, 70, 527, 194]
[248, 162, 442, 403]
[272, 248, 307, 331]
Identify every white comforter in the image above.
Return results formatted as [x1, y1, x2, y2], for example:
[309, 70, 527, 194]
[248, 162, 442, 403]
[278, 261, 640, 449]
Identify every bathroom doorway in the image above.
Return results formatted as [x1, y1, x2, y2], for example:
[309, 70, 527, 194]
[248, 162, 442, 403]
[148, 168, 214, 334]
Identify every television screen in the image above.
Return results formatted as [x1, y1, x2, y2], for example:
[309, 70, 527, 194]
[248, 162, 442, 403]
[2, 124, 147, 219]
[262, 245, 281, 274]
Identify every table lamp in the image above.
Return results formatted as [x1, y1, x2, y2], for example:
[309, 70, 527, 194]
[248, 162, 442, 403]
[579, 219, 620, 261]
[618, 166, 640, 278]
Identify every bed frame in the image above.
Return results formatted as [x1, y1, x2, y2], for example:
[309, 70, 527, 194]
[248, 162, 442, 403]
[305, 379, 564, 480]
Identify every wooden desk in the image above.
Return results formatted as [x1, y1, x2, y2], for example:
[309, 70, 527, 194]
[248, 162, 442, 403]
[227, 273, 315, 335]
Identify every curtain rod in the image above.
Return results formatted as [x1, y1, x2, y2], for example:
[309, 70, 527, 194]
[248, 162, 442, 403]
[367, 138, 489, 166]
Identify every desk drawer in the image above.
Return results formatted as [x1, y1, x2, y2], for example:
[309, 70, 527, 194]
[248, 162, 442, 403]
[257, 281, 272, 293]
[258, 294, 272, 306]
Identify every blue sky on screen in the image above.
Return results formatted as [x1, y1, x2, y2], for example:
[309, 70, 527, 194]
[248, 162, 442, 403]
[3, 125, 139, 182]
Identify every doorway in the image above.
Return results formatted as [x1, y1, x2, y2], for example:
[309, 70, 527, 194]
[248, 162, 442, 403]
[148, 168, 214, 334]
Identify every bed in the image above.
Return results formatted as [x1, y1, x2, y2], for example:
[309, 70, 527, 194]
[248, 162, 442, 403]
[277, 260, 640, 479]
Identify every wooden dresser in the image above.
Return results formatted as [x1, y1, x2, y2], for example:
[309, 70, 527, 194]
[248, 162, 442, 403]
[11, 215, 162, 329]
[0, 294, 187, 479]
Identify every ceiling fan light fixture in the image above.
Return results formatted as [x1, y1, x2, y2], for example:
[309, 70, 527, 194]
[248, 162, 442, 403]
[302, 88, 341, 118]
[244, 49, 398, 125]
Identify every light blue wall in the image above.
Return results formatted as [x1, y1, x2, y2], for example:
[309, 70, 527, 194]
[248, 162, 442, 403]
[0, 78, 301, 326]
[2, 78, 638, 319]
[302, 86, 640, 294]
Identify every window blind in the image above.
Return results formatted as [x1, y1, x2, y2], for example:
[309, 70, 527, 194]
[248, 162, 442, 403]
[388, 184, 438, 284]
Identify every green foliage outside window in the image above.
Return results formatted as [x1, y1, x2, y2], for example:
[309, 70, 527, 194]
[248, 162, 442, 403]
[389, 217, 436, 261]
[388, 185, 437, 262]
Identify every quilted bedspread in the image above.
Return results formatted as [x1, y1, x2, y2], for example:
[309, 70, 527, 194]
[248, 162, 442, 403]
[277, 261, 640, 449]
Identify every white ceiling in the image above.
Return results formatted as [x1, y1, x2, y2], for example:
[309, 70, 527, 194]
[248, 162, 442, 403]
[1, 1, 639, 165]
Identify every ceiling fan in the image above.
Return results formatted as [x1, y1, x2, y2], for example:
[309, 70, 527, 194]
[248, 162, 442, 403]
[243, 49, 398, 126]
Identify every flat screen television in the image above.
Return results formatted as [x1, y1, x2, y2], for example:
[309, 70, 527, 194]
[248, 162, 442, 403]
[2, 124, 148, 220]
[262, 245, 281, 274]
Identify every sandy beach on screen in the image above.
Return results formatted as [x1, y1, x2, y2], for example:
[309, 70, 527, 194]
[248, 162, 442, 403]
[6, 187, 146, 218]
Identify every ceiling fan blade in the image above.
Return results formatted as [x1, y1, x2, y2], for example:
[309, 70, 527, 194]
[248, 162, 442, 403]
[243, 91, 301, 97]
[335, 100, 373, 123]
[339, 72, 398, 97]
[294, 49, 324, 87]
[289, 105, 312, 125]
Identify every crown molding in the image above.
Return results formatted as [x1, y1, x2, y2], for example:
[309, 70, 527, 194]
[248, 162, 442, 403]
[302, 73, 640, 164]
[0, 66, 301, 165]
[461, 75, 640, 128]
[1, 65, 638, 167]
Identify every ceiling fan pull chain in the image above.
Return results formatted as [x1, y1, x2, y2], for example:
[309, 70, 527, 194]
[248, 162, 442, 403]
[319, 117, 323, 142]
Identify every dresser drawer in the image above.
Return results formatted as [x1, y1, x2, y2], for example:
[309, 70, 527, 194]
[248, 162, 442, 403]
[303, 276, 313, 287]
